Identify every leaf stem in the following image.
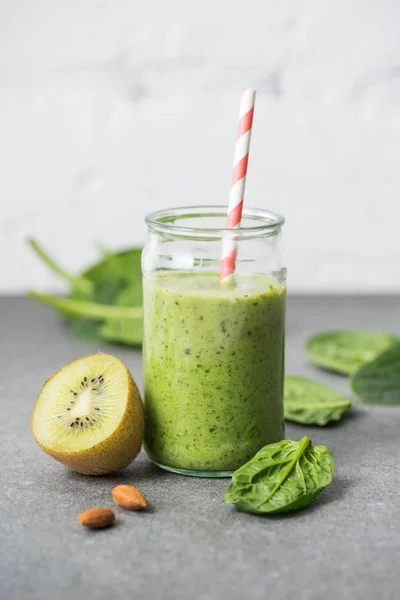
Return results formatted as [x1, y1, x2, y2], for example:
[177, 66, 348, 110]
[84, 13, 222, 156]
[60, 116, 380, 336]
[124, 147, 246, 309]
[28, 291, 143, 320]
[255, 436, 311, 510]
[27, 238, 93, 295]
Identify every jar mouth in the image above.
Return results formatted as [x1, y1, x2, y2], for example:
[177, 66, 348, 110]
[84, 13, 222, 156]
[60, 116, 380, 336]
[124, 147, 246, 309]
[145, 205, 285, 238]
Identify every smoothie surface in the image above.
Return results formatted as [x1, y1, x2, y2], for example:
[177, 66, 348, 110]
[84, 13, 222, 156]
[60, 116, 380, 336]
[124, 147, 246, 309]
[151, 271, 283, 294]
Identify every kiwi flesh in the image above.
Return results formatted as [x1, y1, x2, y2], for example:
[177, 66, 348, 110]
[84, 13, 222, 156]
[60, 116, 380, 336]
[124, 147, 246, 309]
[31, 353, 144, 475]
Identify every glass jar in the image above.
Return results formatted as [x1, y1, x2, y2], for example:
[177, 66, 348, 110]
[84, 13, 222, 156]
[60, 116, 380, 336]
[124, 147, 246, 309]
[142, 206, 286, 477]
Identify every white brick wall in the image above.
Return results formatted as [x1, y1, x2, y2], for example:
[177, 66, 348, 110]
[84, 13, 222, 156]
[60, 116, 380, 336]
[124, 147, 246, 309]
[1, 0, 399, 293]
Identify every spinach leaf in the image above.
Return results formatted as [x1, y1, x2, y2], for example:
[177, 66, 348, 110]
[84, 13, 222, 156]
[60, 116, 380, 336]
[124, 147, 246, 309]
[28, 239, 144, 346]
[67, 280, 139, 345]
[225, 437, 335, 514]
[92, 276, 127, 305]
[350, 341, 400, 405]
[27, 291, 142, 320]
[77, 252, 143, 344]
[82, 248, 142, 286]
[306, 330, 398, 375]
[99, 319, 142, 347]
[99, 282, 143, 346]
[69, 318, 104, 343]
[284, 376, 351, 426]
[66, 276, 129, 342]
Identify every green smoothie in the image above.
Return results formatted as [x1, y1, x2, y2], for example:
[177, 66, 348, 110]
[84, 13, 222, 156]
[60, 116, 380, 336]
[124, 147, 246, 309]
[143, 272, 286, 474]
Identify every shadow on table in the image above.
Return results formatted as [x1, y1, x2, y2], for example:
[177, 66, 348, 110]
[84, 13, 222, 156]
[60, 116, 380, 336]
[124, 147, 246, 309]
[319, 474, 356, 506]
[226, 475, 357, 522]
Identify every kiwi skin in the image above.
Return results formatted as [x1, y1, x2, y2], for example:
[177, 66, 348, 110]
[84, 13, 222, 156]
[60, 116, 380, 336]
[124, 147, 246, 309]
[31, 354, 145, 476]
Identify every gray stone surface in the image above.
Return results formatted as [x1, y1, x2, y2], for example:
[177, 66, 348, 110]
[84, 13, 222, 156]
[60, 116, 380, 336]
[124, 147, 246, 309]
[1, 296, 399, 600]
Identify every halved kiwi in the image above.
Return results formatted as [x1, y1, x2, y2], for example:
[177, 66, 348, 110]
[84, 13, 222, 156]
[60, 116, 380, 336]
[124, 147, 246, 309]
[31, 353, 144, 475]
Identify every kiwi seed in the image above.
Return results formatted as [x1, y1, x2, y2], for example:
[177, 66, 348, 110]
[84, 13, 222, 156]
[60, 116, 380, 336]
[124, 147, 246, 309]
[55, 374, 109, 431]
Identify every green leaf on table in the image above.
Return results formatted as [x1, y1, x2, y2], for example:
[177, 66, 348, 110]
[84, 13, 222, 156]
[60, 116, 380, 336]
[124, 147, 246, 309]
[69, 318, 104, 343]
[28, 239, 144, 347]
[91, 276, 127, 305]
[67, 277, 129, 343]
[350, 341, 400, 405]
[115, 276, 143, 307]
[27, 292, 143, 320]
[74, 252, 143, 344]
[99, 318, 142, 347]
[284, 375, 351, 426]
[225, 437, 335, 514]
[82, 248, 142, 286]
[78, 249, 143, 345]
[99, 281, 143, 346]
[306, 330, 398, 375]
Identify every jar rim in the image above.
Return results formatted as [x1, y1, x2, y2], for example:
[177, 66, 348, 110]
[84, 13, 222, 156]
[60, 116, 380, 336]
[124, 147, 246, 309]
[145, 205, 285, 237]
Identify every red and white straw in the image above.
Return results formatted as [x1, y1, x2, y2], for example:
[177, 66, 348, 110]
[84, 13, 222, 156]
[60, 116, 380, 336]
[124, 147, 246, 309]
[221, 88, 256, 280]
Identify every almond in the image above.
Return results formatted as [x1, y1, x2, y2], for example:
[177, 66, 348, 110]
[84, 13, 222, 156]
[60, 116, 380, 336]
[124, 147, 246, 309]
[112, 484, 147, 510]
[78, 507, 115, 529]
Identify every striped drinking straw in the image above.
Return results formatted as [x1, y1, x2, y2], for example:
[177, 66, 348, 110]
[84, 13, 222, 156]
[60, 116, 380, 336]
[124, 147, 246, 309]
[221, 88, 256, 281]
